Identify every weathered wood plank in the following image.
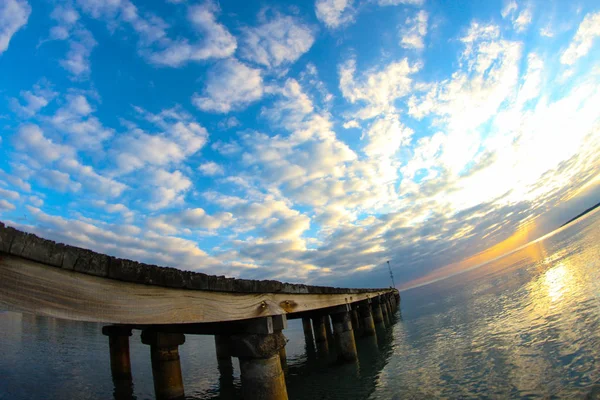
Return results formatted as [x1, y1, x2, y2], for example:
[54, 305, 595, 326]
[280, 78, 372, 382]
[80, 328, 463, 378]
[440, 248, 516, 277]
[0, 255, 391, 324]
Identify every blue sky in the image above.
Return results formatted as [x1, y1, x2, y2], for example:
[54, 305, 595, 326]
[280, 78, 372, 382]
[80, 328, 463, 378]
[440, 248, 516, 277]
[1, 0, 599, 289]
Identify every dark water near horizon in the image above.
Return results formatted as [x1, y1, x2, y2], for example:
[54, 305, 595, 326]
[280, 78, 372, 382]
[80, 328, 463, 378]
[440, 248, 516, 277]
[1, 210, 599, 399]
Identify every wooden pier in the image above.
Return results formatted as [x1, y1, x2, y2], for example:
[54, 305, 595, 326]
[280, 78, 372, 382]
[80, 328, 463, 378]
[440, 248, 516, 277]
[0, 222, 400, 400]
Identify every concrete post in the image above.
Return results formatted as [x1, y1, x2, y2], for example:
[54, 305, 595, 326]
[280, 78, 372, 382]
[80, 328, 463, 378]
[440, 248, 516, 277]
[229, 317, 289, 400]
[312, 315, 329, 352]
[381, 298, 390, 326]
[350, 307, 360, 332]
[302, 317, 314, 346]
[330, 307, 358, 363]
[141, 330, 185, 400]
[279, 346, 288, 373]
[372, 298, 385, 330]
[102, 326, 133, 381]
[326, 315, 335, 346]
[102, 325, 133, 400]
[358, 301, 376, 337]
[387, 296, 395, 317]
[215, 335, 233, 377]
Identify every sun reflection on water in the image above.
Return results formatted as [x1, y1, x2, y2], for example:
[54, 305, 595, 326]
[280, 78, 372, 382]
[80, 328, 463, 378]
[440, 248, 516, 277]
[542, 263, 569, 303]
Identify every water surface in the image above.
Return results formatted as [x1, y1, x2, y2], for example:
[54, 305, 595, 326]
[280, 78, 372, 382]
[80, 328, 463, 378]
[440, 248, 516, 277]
[1, 210, 599, 399]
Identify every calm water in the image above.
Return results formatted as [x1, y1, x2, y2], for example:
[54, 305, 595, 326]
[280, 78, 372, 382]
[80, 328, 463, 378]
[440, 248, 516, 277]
[1, 210, 599, 399]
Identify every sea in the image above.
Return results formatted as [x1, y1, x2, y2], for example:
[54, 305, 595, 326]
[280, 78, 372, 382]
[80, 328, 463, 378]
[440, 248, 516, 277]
[1, 209, 599, 399]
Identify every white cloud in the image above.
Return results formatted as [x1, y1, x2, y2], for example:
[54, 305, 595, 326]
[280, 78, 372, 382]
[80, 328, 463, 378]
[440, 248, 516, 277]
[50, 94, 114, 151]
[539, 26, 553, 37]
[501, 0, 518, 18]
[561, 11, 600, 65]
[145, 168, 192, 210]
[0, 199, 15, 211]
[113, 108, 208, 174]
[315, 0, 356, 29]
[13, 124, 74, 163]
[198, 161, 224, 176]
[240, 12, 315, 69]
[37, 169, 81, 192]
[28, 195, 43, 207]
[339, 57, 420, 119]
[192, 59, 264, 113]
[60, 28, 97, 78]
[12, 124, 127, 197]
[513, 8, 532, 32]
[145, 2, 237, 67]
[218, 117, 240, 129]
[10, 81, 57, 117]
[49, 6, 79, 40]
[400, 10, 428, 49]
[0, 0, 31, 55]
[212, 140, 242, 155]
[148, 208, 234, 234]
[362, 114, 413, 158]
[343, 120, 360, 129]
[0, 188, 20, 201]
[92, 200, 134, 221]
[377, 0, 424, 6]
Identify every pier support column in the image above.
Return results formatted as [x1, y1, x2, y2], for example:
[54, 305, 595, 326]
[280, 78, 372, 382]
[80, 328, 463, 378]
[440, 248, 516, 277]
[102, 325, 133, 381]
[215, 335, 233, 377]
[350, 306, 360, 333]
[279, 346, 288, 373]
[326, 315, 335, 346]
[388, 295, 396, 316]
[330, 305, 358, 363]
[141, 330, 185, 400]
[312, 315, 329, 352]
[102, 325, 133, 400]
[381, 298, 390, 326]
[230, 316, 288, 400]
[302, 317, 314, 346]
[372, 298, 385, 330]
[358, 301, 376, 337]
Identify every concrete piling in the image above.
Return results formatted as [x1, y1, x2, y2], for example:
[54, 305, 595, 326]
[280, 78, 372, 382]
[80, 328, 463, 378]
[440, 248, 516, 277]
[358, 301, 377, 337]
[312, 315, 329, 352]
[215, 335, 233, 377]
[326, 315, 335, 346]
[330, 307, 358, 363]
[302, 317, 314, 345]
[387, 296, 395, 317]
[350, 307, 360, 333]
[141, 331, 186, 400]
[371, 298, 385, 330]
[230, 317, 289, 400]
[279, 346, 288, 373]
[381, 298, 390, 326]
[102, 326, 133, 381]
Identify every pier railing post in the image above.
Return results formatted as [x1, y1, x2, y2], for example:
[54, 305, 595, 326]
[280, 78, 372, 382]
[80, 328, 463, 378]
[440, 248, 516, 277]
[330, 305, 358, 363]
[141, 330, 186, 400]
[230, 315, 289, 400]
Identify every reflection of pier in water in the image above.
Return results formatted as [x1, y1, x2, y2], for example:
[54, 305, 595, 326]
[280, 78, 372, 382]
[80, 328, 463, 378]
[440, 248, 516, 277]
[0, 222, 400, 400]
